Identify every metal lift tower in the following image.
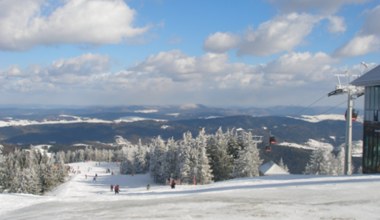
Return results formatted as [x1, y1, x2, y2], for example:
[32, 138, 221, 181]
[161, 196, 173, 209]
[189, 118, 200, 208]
[328, 74, 364, 175]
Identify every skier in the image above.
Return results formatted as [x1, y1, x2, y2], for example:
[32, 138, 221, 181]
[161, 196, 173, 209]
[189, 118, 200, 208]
[146, 184, 150, 191]
[170, 179, 176, 189]
[114, 185, 120, 194]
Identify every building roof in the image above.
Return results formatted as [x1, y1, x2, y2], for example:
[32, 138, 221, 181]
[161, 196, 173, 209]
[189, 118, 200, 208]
[259, 161, 289, 176]
[351, 65, 380, 87]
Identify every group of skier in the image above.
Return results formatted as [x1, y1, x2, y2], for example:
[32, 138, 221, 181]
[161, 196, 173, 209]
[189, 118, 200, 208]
[110, 184, 120, 194]
[83, 165, 183, 194]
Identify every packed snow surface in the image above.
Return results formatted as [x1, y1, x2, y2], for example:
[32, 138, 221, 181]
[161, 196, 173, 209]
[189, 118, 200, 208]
[1, 162, 380, 220]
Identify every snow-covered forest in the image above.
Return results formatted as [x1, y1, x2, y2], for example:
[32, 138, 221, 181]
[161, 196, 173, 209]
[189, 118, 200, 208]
[0, 145, 68, 194]
[0, 128, 347, 195]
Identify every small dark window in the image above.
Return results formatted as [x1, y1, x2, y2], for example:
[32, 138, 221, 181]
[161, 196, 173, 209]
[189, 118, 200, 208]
[375, 111, 379, 122]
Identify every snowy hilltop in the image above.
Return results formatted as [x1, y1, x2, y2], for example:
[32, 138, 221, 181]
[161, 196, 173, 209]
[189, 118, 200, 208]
[1, 161, 380, 220]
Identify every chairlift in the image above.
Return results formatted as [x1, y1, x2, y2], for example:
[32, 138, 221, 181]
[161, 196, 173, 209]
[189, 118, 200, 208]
[269, 136, 277, 144]
[345, 109, 358, 121]
[265, 145, 272, 153]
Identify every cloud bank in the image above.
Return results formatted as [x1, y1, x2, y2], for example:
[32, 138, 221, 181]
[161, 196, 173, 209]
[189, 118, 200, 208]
[0, 0, 147, 50]
[335, 5, 380, 57]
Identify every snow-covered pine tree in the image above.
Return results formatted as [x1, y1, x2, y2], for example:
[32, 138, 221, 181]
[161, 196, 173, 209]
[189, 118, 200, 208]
[55, 151, 66, 164]
[149, 136, 169, 184]
[84, 147, 91, 161]
[37, 151, 56, 193]
[77, 149, 85, 162]
[278, 157, 289, 173]
[1, 151, 17, 191]
[103, 149, 112, 162]
[333, 145, 345, 175]
[94, 149, 103, 162]
[53, 151, 68, 183]
[13, 167, 40, 194]
[178, 143, 192, 184]
[304, 147, 331, 175]
[207, 127, 233, 181]
[0, 145, 5, 192]
[165, 137, 180, 179]
[178, 131, 196, 184]
[133, 139, 148, 174]
[226, 128, 241, 159]
[194, 128, 213, 184]
[233, 132, 262, 178]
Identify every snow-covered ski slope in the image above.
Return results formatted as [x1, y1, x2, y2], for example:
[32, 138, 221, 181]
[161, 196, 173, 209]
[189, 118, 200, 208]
[1, 161, 380, 220]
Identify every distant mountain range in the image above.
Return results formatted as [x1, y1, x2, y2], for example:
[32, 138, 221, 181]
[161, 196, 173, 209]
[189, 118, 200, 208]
[0, 105, 362, 146]
[0, 105, 364, 174]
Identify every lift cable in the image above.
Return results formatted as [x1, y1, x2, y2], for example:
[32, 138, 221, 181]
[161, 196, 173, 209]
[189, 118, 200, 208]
[319, 99, 347, 115]
[294, 93, 327, 116]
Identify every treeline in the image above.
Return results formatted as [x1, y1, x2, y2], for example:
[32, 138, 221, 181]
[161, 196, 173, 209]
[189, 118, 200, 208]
[305, 147, 346, 175]
[148, 128, 262, 184]
[0, 147, 68, 194]
[57, 128, 263, 185]
[0, 127, 264, 194]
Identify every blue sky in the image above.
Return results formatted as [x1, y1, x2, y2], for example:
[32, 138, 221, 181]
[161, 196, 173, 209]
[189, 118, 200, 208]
[0, 0, 379, 108]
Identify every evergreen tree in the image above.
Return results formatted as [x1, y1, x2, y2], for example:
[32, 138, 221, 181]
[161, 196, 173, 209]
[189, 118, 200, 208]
[149, 136, 169, 183]
[13, 167, 40, 194]
[207, 127, 233, 181]
[233, 132, 262, 178]
[305, 148, 331, 175]
[165, 137, 179, 179]
[227, 128, 241, 159]
[194, 128, 213, 184]
[133, 140, 148, 174]
[178, 142, 191, 183]
[0, 148, 68, 194]
[333, 146, 345, 175]
[278, 157, 289, 173]
[0, 145, 6, 191]
[77, 149, 85, 162]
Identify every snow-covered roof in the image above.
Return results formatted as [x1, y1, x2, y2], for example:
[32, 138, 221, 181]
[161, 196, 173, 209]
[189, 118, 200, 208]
[351, 65, 380, 87]
[259, 161, 289, 176]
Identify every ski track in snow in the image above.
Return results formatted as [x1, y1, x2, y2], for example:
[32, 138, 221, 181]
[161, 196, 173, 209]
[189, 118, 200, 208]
[1, 161, 380, 220]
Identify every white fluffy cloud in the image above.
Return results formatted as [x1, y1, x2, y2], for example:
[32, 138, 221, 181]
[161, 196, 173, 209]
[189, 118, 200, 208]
[0, 50, 344, 106]
[262, 52, 337, 86]
[335, 35, 380, 57]
[0, 0, 147, 50]
[204, 13, 320, 56]
[335, 5, 380, 57]
[237, 13, 320, 56]
[49, 53, 110, 76]
[203, 32, 240, 53]
[268, 0, 368, 15]
[130, 50, 235, 82]
[113, 50, 329, 89]
[0, 53, 110, 92]
[327, 16, 346, 33]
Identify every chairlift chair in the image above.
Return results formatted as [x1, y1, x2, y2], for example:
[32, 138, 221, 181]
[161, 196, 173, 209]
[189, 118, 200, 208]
[265, 145, 272, 153]
[269, 136, 277, 144]
[345, 109, 358, 121]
